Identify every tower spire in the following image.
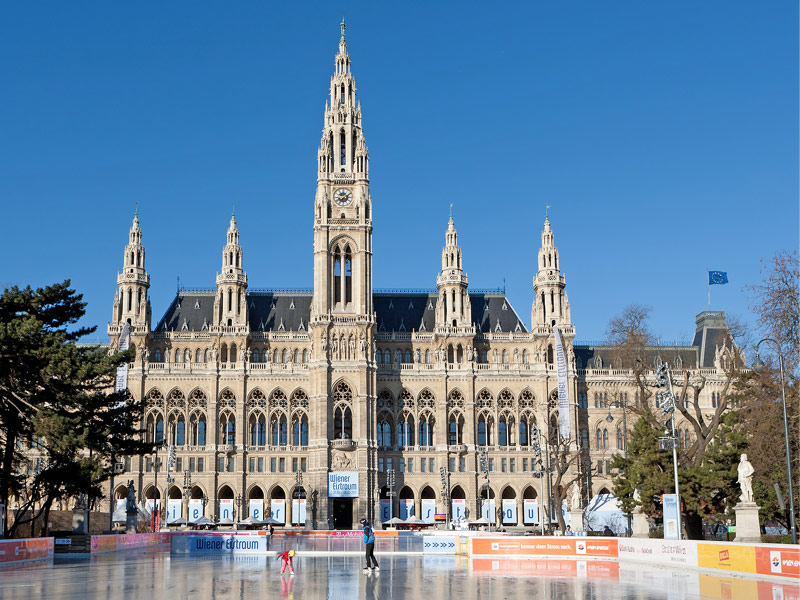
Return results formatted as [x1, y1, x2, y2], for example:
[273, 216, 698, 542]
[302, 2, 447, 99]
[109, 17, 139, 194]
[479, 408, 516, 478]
[214, 214, 248, 329]
[110, 212, 151, 332]
[532, 217, 571, 328]
[435, 217, 473, 333]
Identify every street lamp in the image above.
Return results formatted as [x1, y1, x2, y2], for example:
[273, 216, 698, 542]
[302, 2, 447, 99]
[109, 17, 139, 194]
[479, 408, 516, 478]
[753, 339, 797, 545]
[656, 363, 682, 538]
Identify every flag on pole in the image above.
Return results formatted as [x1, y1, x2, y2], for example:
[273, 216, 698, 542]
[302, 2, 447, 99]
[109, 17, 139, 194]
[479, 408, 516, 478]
[708, 271, 728, 285]
[553, 325, 571, 440]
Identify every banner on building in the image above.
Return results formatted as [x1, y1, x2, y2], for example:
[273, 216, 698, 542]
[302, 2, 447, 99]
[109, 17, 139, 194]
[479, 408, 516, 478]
[421, 499, 436, 523]
[451, 499, 466, 522]
[166, 499, 182, 524]
[400, 499, 415, 520]
[219, 499, 234, 522]
[188, 499, 203, 523]
[502, 499, 517, 524]
[249, 499, 264, 521]
[291, 499, 306, 524]
[481, 499, 496, 523]
[553, 325, 571, 439]
[271, 499, 286, 524]
[380, 499, 392, 523]
[523, 499, 539, 524]
[328, 472, 359, 498]
[114, 322, 131, 393]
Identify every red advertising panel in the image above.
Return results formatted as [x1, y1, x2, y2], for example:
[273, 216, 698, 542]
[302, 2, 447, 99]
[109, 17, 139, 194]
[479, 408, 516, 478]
[471, 537, 618, 558]
[0, 538, 53, 564]
[754, 546, 800, 579]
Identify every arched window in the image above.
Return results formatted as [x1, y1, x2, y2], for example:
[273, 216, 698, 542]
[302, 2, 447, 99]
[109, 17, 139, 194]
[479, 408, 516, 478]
[175, 348, 181, 363]
[498, 418, 508, 446]
[219, 414, 235, 446]
[251, 415, 267, 446]
[302, 349, 308, 363]
[194, 349, 201, 363]
[383, 350, 391, 363]
[334, 405, 352, 439]
[602, 428, 609, 449]
[397, 415, 414, 447]
[448, 415, 460, 446]
[192, 415, 206, 446]
[273, 349, 279, 363]
[377, 417, 392, 447]
[333, 247, 342, 304]
[281, 349, 288, 363]
[616, 428, 624, 450]
[344, 246, 352, 304]
[376, 351, 382, 364]
[581, 428, 589, 448]
[522, 349, 529, 364]
[292, 414, 309, 446]
[595, 428, 602, 450]
[502, 349, 508, 364]
[478, 416, 488, 446]
[230, 344, 237, 361]
[221, 344, 228, 362]
[154, 349, 162, 362]
[204, 348, 211, 362]
[183, 349, 190, 363]
[519, 418, 528, 446]
[404, 350, 412, 363]
[424, 349, 430, 363]
[252, 349, 260, 363]
[419, 416, 433, 447]
[271, 414, 288, 446]
[547, 345, 554, 364]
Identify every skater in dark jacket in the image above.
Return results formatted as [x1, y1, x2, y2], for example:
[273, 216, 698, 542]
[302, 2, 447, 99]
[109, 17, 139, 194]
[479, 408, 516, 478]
[360, 518, 379, 572]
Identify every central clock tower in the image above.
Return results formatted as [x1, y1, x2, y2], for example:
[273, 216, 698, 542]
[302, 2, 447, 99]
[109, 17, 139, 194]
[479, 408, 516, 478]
[311, 20, 373, 322]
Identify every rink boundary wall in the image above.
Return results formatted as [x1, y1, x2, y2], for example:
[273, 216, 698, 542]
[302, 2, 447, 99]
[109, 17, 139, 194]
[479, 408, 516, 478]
[467, 536, 800, 581]
[0, 537, 54, 565]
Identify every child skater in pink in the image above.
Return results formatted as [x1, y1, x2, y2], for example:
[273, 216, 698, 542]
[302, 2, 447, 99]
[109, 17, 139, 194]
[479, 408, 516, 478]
[275, 549, 295, 575]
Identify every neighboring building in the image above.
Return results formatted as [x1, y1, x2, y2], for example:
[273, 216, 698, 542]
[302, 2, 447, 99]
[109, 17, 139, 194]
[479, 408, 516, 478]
[105, 24, 736, 530]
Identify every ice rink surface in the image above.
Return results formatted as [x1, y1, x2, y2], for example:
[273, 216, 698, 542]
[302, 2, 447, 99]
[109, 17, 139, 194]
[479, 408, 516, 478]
[1, 548, 797, 600]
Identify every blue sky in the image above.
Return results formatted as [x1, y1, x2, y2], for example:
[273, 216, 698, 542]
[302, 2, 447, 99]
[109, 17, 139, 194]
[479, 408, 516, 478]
[1, 2, 796, 343]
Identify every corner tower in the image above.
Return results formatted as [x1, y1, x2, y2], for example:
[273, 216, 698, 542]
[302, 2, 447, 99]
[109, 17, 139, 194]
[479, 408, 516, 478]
[311, 20, 373, 324]
[532, 216, 572, 329]
[111, 212, 151, 332]
[435, 216, 473, 333]
[213, 213, 248, 330]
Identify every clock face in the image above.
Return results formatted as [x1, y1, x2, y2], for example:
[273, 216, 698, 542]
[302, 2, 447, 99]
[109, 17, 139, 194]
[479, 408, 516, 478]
[334, 188, 353, 206]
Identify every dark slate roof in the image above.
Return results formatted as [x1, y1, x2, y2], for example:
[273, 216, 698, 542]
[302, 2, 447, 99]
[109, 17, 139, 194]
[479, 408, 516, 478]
[155, 290, 527, 333]
[573, 346, 700, 370]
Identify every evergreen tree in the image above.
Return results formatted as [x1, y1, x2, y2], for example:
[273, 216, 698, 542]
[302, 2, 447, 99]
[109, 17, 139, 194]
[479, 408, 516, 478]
[0, 281, 152, 537]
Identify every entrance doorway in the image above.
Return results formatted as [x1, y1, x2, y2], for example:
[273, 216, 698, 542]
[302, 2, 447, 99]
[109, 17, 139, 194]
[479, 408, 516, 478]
[332, 498, 353, 530]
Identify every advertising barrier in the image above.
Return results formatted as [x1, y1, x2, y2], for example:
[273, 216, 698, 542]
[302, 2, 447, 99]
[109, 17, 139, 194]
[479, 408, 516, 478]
[172, 534, 269, 555]
[0, 537, 53, 564]
[471, 557, 620, 579]
[617, 538, 698, 567]
[423, 536, 455, 554]
[90, 532, 171, 553]
[471, 537, 618, 559]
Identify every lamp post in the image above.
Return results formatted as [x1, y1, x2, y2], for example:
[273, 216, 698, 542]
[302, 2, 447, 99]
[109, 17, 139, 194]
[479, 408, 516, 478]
[753, 339, 797, 545]
[182, 470, 192, 524]
[530, 431, 545, 535]
[235, 494, 243, 522]
[656, 363, 682, 538]
[606, 396, 632, 535]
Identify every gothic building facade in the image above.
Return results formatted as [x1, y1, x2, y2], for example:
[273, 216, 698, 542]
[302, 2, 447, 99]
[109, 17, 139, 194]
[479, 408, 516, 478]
[107, 26, 734, 530]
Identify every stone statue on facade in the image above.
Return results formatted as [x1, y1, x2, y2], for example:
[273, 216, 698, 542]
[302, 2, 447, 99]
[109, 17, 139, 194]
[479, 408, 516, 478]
[513, 348, 519, 363]
[212, 345, 218, 361]
[125, 480, 137, 513]
[360, 333, 366, 353]
[570, 484, 581, 511]
[246, 348, 252, 363]
[466, 345, 473, 361]
[737, 453, 755, 503]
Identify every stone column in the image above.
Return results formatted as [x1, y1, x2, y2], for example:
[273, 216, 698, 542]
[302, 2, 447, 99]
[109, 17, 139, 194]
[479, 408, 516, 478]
[631, 507, 650, 538]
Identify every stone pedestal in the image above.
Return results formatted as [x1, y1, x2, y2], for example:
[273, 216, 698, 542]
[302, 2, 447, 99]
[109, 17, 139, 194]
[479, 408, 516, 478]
[125, 511, 138, 534]
[733, 502, 761, 542]
[632, 509, 650, 538]
[72, 508, 88, 534]
[568, 510, 584, 532]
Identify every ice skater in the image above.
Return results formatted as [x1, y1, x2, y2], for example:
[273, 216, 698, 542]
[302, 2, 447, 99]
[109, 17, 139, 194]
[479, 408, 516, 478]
[360, 518, 379, 573]
[275, 549, 295, 575]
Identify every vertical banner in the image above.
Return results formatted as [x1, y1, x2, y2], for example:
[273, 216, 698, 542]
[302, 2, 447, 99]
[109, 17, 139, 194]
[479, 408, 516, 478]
[188, 499, 203, 522]
[291, 499, 306, 524]
[502, 499, 517, 524]
[523, 499, 539, 524]
[553, 325, 571, 439]
[219, 499, 234, 522]
[115, 322, 131, 392]
[451, 499, 466, 522]
[167, 499, 182, 524]
[146, 499, 161, 513]
[400, 499, 415, 520]
[421, 499, 436, 523]
[663, 494, 681, 540]
[380, 499, 392, 523]
[481, 499, 496, 523]
[271, 499, 286, 524]
[249, 499, 264, 521]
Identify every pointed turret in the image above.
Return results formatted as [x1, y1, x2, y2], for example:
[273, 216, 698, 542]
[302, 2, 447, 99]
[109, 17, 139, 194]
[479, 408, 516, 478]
[110, 211, 151, 332]
[435, 217, 473, 333]
[214, 213, 248, 329]
[532, 217, 571, 328]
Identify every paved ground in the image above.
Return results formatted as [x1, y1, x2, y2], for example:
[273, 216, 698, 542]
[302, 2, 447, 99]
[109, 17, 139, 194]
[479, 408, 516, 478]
[0, 548, 796, 599]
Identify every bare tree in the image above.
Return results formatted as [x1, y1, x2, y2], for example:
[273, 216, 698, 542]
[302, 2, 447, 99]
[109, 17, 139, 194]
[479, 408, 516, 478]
[746, 249, 799, 372]
[606, 304, 656, 411]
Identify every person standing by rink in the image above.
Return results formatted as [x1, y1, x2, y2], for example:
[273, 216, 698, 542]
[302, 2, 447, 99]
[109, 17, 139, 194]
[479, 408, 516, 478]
[359, 518, 379, 573]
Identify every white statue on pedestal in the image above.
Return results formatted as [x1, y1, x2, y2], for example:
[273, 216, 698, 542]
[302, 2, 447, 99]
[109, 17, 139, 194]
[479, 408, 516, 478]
[737, 453, 755, 503]
[571, 484, 581, 511]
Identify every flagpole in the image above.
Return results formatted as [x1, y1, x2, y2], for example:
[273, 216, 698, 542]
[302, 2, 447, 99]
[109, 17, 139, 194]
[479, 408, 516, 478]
[707, 269, 710, 310]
